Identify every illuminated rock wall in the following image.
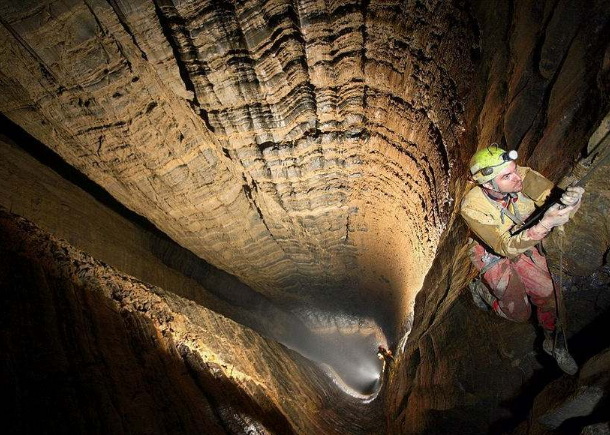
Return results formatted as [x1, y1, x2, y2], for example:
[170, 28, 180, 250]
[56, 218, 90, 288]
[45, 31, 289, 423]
[0, 0, 476, 334]
[385, 1, 610, 433]
[1, 0, 609, 434]
[0, 210, 382, 435]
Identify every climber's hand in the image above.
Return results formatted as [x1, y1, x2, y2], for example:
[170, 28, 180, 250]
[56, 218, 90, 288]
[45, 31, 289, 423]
[560, 186, 584, 207]
[540, 203, 576, 228]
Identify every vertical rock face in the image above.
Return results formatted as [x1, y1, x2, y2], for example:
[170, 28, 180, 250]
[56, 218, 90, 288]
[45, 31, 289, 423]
[0, 0, 475, 334]
[385, 0, 610, 433]
[469, 0, 610, 179]
[2, 0, 610, 434]
[0, 210, 383, 435]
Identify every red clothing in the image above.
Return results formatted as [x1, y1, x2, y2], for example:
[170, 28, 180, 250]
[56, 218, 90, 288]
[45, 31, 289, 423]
[469, 242, 556, 330]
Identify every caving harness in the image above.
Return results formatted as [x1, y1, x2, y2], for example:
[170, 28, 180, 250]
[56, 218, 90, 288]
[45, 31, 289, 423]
[470, 142, 610, 372]
[474, 189, 537, 274]
[467, 180, 575, 371]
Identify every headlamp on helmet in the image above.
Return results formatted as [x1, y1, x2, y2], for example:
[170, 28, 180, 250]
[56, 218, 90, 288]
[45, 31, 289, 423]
[469, 144, 518, 185]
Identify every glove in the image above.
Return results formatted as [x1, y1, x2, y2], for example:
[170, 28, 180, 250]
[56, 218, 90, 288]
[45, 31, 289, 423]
[540, 203, 576, 228]
[560, 186, 584, 207]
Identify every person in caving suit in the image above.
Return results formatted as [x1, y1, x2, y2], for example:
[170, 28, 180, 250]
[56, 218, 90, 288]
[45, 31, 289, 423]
[460, 144, 584, 375]
[377, 345, 394, 363]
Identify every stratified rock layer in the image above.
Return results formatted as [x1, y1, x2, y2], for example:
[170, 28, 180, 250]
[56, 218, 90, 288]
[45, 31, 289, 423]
[0, 0, 476, 332]
[385, 0, 610, 433]
[0, 131, 337, 359]
[0, 209, 382, 435]
[1, 0, 610, 434]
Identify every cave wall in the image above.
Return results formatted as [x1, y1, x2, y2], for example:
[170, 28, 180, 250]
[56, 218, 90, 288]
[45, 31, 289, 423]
[511, 348, 610, 435]
[385, 1, 610, 434]
[0, 209, 382, 435]
[1, 0, 609, 433]
[0, 130, 329, 351]
[467, 0, 610, 178]
[385, 220, 548, 434]
[0, 127, 389, 394]
[0, 132, 246, 321]
[0, 0, 477, 334]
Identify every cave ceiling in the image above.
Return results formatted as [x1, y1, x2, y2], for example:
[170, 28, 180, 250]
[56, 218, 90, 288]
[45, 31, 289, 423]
[0, 0, 476, 333]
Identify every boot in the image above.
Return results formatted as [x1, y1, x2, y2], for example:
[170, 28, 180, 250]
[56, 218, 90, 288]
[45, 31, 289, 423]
[543, 329, 578, 375]
[468, 278, 496, 311]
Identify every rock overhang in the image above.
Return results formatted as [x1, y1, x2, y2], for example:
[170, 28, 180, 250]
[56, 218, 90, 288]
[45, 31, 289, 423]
[0, 0, 475, 341]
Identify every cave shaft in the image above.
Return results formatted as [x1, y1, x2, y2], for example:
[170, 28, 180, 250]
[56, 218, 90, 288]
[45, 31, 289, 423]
[0, 0, 475, 335]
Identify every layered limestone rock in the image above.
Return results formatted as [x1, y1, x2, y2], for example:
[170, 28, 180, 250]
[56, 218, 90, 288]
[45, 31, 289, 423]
[0, 130, 385, 394]
[1, 0, 610, 434]
[0, 209, 383, 435]
[0, 0, 476, 335]
[0, 131, 281, 338]
[2, 124, 330, 361]
[385, 1, 610, 434]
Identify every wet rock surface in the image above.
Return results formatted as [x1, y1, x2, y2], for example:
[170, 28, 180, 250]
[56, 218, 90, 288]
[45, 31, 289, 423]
[0, 0, 476, 332]
[0, 0, 609, 434]
[385, 1, 610, 434]
[0, 210, 383, 435]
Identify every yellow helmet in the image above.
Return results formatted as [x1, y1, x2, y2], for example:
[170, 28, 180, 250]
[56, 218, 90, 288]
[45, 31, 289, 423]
[469, 144, 518, 184]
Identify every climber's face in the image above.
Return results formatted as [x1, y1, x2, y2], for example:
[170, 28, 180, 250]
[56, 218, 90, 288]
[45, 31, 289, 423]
[484, 162, 523, 193]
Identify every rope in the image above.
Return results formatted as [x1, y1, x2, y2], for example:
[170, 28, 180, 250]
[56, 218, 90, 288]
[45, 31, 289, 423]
[515, 145, 610, 234]
[551, 142, 610, 350]
[554, 227, 569, 352]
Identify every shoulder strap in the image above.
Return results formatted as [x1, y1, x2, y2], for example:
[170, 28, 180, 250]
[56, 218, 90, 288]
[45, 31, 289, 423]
[483, 193, 525, 227]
